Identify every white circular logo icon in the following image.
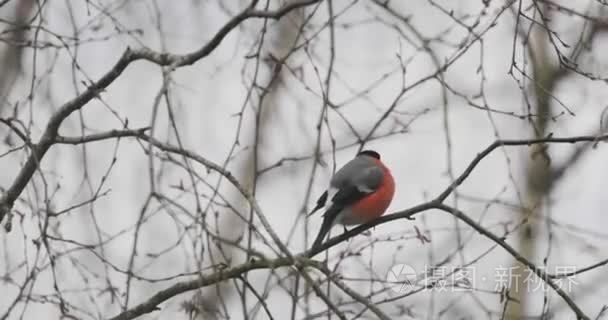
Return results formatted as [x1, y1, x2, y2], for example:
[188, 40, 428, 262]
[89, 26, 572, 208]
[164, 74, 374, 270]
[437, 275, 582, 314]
[386, 264, 417, 293]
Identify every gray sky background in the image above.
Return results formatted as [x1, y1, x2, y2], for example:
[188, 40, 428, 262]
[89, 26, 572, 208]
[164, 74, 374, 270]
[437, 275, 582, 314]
[1, 0, 607, 319]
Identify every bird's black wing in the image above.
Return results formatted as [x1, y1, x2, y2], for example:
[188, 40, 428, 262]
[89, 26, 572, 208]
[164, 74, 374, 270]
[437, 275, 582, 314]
[311, 185, 369, 250]
[330, 184, 369, 208]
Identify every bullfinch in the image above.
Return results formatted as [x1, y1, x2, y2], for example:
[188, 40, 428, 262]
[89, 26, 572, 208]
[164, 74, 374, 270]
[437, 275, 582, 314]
[309, 150, 395, 250]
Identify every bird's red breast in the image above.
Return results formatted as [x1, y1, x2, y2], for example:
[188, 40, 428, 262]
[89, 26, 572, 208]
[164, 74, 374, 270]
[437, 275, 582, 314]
[349, 159, 395, 222]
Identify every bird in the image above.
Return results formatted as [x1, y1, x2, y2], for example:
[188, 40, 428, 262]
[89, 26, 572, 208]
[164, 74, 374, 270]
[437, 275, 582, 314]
[309, 150, 395, 251]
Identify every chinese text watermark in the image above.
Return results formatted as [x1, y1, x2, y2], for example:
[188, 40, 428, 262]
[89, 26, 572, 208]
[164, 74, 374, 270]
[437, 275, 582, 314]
[386, 264, 578, 293]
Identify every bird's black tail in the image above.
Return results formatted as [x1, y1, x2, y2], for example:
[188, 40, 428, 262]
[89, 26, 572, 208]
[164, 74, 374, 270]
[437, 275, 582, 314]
[311, 205, 341, 251]
[308, 190, 328, 217]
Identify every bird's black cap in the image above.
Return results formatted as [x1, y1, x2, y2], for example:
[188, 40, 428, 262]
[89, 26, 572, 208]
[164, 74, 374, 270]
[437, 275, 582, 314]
[358, 150, 380, 159]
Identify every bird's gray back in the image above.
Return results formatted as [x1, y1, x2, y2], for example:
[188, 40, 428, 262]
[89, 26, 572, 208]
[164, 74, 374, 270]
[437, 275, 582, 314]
[330, 156, 384, 191]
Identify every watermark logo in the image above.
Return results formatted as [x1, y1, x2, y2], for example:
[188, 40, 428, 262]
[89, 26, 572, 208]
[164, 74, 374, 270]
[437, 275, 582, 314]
[386, 263, 417, 293]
